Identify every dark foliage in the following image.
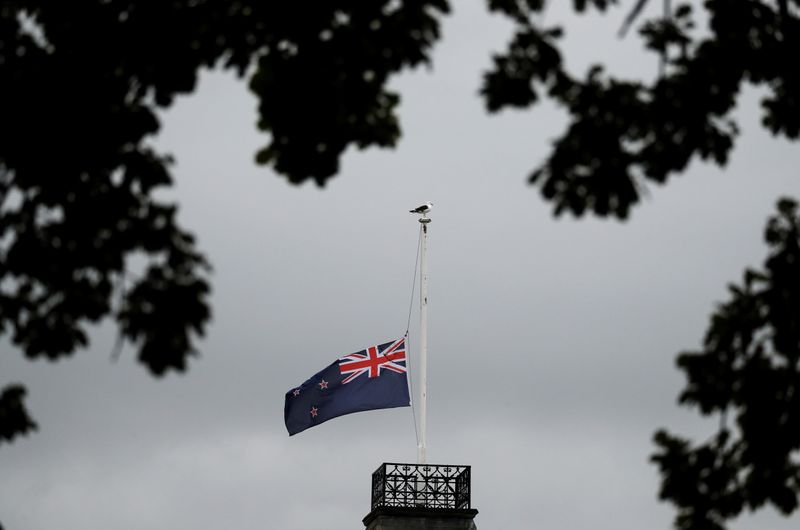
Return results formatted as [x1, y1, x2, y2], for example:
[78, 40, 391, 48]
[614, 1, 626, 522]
[0, 0, 448, 443]
[652, 199, 800, 530]
[484, 0, 799, 218]
[0, 384, 36, 443]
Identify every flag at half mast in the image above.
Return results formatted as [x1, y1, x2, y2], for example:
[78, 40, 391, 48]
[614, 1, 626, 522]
[284, 337, 411, 436]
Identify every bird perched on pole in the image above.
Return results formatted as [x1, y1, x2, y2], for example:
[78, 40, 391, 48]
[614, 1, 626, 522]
[409, 202, 433, 215]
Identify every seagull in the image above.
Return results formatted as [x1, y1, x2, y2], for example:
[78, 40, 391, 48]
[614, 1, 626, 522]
[409, 202, 433, 214]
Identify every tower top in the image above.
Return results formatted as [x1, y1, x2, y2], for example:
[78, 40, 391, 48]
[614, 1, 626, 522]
[362, 462, 478, 529]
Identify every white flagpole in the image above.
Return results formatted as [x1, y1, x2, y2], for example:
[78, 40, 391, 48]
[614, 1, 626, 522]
[417, 214, 430, 465]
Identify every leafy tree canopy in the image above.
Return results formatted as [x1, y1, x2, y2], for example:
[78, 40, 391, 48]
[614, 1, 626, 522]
[653, 198, 800, 530]
[0, 0, 449, 438]
[0, 2, 798, 528]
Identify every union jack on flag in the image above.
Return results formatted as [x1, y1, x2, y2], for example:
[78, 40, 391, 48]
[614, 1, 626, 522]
[338, 337, 407, 384]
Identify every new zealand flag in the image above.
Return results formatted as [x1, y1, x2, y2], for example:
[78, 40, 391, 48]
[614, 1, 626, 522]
[284, 338, 411, 436]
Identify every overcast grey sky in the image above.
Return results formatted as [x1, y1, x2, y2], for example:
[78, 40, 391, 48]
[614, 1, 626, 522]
[2, 2, 799, 529]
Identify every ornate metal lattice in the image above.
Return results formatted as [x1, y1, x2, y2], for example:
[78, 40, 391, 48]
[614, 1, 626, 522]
[371, 463, 471, 510]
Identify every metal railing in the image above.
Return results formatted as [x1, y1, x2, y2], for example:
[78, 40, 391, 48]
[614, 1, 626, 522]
[371, 463, 471, 510]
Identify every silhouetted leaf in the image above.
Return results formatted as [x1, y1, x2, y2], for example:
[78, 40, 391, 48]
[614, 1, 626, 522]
[0, 385, 37, 444]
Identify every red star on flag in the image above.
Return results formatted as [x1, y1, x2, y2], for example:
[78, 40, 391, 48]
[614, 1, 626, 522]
[318, 379, 329, 390]
[310, 406, 318, 418]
